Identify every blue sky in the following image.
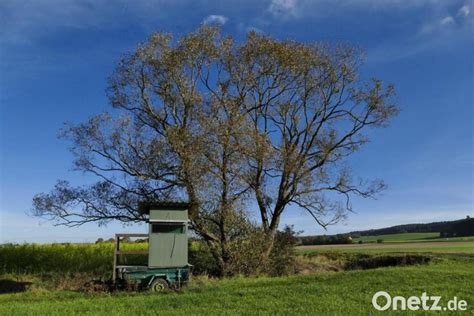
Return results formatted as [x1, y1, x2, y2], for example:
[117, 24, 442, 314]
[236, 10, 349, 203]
[0, 0, 472, 243]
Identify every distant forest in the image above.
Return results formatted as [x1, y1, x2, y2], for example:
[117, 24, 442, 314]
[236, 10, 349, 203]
[348, 216, 473, 237]
[299, 216, 473, 245]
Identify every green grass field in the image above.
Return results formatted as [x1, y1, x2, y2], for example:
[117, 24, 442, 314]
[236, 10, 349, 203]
[0, 256, 472, 315]
[352, 232, 440, 243]
[351, 232, 474, 243]
[297, 241, 474, 254]
[298, 232, 474, 255]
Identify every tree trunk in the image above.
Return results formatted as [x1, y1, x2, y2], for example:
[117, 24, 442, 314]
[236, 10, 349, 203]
[260, 219, 281, 264]
[204, 238, 231, 277]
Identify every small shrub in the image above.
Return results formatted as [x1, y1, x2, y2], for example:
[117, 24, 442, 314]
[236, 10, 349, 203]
[268, 225, 299, 276]
[188, 240, 219, 276]
[299, 234, 353, 245]
[295, 253, 345, 273]
[188, 225, 298, 278]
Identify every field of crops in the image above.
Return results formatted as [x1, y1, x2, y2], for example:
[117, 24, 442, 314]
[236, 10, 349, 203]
[351, 232, 474, 243]
[297, 232, 474, 255]
[1, 256, 473, 315]
[297, 241, 474, 254]
[352, 232, 440, 243]
[0, 243, 148, 275]
[2, 237, 473, 274]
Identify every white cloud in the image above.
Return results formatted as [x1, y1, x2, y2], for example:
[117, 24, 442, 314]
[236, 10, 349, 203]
[440, 16, 455, 25]
[203, 14, 228, 25]
[418, 2, 471, 37]
[266, 0, 458, 19]
[1, 0, 221, 45]
[0, 0, 171, 45]
[457, 4, 470, 17]
[268, 0, 299, 18]
[1, 0, 465, 45]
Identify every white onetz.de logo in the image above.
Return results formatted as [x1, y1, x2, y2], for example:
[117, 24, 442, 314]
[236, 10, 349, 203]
[372, 291, 468, 311]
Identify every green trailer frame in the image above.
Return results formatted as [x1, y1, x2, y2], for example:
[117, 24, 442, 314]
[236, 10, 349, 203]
[112, 233, 190, 291]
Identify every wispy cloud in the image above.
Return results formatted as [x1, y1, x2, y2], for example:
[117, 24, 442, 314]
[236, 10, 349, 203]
[368, 2, 472, 63]
[268, 0, 298, 18]
[0, 0, 189, 45]
[266, 0, 461, 20]
[418, 2, 471, 36]
[457, 4, 470, 17]
[203, 14, 228, 25]
[440, 16, 455, 25]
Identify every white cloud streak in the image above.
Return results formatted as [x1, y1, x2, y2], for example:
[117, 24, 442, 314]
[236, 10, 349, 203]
[203, 14, 228, 25]
[268, 0, 298, 18]
[440, 16, 455, 25]
[418, 2, 471, 36]
[266, 0, 460, 19]
[457, 4, 470, 17]
[0, 0, 186, 45]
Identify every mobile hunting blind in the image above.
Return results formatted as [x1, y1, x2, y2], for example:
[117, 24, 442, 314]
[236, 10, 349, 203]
[148, 205, 188, 268]
[112, 202, 190, 292]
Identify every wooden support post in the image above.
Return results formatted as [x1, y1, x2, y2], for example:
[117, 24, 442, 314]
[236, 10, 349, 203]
[112, 234, 147, 282]
[112, 234, 118, 281]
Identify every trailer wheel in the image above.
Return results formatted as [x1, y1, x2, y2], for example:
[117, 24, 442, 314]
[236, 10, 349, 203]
[150, 278, 169, 292]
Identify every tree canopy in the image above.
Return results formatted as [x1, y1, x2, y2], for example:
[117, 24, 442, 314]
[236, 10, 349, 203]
[33, 26, 398, 274]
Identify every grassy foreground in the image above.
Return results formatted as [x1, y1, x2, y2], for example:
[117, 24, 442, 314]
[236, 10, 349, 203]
[1, 257, 473, 315]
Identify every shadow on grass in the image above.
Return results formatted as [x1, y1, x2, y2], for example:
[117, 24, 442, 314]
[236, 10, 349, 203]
[0, 279, 32, 294]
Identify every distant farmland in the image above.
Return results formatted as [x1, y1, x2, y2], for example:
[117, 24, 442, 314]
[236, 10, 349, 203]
[352, 232, 440, 243]
[352, 232, 474, 243]
[297, 232, 474, 254]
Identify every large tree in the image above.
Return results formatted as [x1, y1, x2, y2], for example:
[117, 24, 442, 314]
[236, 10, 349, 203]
[33, 26, 398, 275]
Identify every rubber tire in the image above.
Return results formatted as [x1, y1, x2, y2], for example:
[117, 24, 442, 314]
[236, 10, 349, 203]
[150, 278, 169, 292]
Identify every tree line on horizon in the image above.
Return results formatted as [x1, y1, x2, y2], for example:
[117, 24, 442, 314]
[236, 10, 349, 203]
[299, 216, 473, 245]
